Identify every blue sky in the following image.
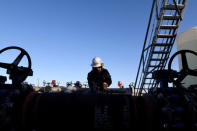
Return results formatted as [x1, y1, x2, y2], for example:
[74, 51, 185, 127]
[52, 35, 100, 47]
[0, 0, 196, 87]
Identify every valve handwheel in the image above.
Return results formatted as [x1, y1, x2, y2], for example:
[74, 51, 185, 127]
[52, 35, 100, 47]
[0, 46, 33, 84]
[168, 50, 197, 84]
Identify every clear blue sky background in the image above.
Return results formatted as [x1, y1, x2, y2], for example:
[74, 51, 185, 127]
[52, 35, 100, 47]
[0, 0, 196, 87]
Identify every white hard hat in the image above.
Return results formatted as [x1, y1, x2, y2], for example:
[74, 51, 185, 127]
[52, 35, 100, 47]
[91, 57, 104, 67]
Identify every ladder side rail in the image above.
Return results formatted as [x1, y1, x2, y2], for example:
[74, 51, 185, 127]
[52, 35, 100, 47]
[138, 0, 167, 95]
[161, 0, 189, 70]
[140, 10, 161, 94]
[134, 0, 157, 95]
[136, 67, 147, 95]
[156, 7, 174, 70]
[135, 0, 166, 95]
[151, 0, 187, 71]
[152, 1, 183, 83]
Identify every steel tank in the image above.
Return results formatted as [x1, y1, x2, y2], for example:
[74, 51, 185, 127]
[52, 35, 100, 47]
[176, 26, 197, 87]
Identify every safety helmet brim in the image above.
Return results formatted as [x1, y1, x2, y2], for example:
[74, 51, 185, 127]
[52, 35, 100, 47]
[91, 63, 102, 67]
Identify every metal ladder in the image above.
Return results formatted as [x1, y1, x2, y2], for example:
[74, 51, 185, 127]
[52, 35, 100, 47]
[134, 0, 189, 96]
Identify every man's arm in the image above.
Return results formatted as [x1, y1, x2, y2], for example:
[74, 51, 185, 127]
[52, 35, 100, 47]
[87, 73, 93, 89]
[103, 69, 112, 87]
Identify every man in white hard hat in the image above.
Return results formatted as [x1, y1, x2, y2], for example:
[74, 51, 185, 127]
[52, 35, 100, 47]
[87, 57, 112, 92]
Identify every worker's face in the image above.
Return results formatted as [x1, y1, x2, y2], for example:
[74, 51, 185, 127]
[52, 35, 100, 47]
[94, 67, 102, 72]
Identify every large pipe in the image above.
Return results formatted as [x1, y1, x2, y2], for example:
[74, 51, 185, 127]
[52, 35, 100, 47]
[22, 92, 156, 131]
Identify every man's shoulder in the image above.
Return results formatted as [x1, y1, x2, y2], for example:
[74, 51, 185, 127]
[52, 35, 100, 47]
[102, 68, 109, 72]
[88, 70, 94, 76]
[102, 68, 110, 74]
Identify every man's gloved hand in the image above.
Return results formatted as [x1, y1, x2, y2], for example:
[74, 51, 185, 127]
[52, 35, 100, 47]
[103, 82, 108, 90]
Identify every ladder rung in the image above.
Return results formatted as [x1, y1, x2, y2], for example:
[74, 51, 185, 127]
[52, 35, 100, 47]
[160, 25, 178, 29]
[143, 88, 150, 89]
[157, 34, 175, 38]
[162, 15, 181, 20]
[145, 77, 153, 79]
[140, 88, 150, 90]
[150, 58, 167, 61]
[145, 71, 153, 74]
[148, 65, 163, 68]
[163, 4, 184, 10]
[152, 51, 169, 54]
[153, 43, 173, 46]
[144, 83, 156, 85]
